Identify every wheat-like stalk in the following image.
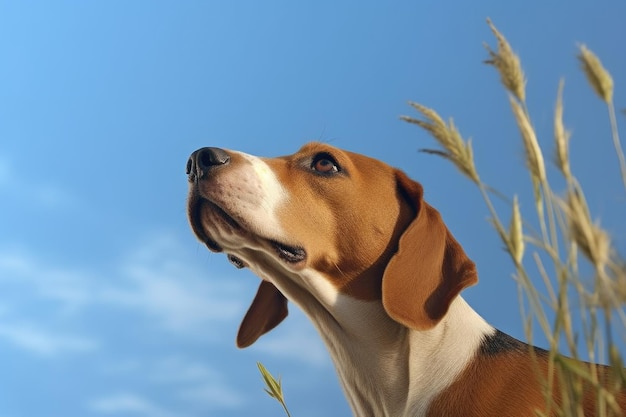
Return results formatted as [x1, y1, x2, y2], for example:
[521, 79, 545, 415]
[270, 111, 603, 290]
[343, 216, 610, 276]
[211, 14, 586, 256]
[578, 45, 613, 104]
[554, 80, 572, 179]
[578, 44, 626, 190]
[484, 18, 526, 104]
[559, 186, 610, 272]
[403, 19, 625, 417]
[400, 102, 480, 184]
[509, 95, 547, 186]
[255, 19, 625, 417]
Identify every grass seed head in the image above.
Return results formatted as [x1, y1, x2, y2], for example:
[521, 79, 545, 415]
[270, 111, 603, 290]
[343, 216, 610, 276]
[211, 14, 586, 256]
[484, 18, 526, 103]
[509, 96, 546, 184]
[554, 79, 572, 178]
[562, 187, 610, 270]
[401, 102, 480, 183]
[578, 44, 614, 103]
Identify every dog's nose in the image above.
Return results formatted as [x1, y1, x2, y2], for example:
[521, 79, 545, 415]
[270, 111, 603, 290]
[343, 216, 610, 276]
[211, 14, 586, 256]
[186, 147, 231, 180]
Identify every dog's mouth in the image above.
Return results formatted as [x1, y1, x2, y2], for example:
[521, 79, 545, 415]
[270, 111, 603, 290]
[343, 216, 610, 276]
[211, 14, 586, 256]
[188, 195, 307, 265]
[269, 239, 307, 263]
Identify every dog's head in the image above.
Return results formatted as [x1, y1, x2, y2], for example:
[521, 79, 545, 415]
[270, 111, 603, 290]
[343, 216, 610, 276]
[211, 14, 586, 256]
[186, 142, 477, 347]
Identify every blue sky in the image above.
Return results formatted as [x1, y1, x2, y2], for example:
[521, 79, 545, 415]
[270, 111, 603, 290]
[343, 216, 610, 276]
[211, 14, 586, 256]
[1, 1, 625, 416]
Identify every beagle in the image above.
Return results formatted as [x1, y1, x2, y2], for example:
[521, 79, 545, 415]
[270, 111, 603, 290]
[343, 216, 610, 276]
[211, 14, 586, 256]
[186, 142, 625, 416]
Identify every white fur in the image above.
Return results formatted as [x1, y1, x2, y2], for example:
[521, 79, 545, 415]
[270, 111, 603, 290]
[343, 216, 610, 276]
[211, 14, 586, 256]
[304, 274, 493, 416]
[203, 152, 288, 252]
[248, 263, 495, 417]
[225, 152, 287, 241]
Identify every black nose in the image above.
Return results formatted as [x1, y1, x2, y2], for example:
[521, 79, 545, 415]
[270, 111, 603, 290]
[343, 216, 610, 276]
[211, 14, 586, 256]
[186, 147, 231, 180]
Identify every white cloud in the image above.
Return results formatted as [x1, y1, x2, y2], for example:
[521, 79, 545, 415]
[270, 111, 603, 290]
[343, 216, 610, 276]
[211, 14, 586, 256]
[88, 393, 180, 417]
[0, 231, 332, 373]
[99, 234, 246, 335]
[0, 233, 246, 339]
[150, 356, 221, 384]
[150, 356, 245, 408]
[100, 268, 242, 334]
[0, 322, 98, 356]
[95, 356, 246, 412]
[0, 250, 96, 312]
[178, 383, 244, 409]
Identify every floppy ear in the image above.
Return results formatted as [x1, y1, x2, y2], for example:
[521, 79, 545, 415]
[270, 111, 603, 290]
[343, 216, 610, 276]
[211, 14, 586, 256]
[382, 171, 477, 330]
[236, 281, 288, 348]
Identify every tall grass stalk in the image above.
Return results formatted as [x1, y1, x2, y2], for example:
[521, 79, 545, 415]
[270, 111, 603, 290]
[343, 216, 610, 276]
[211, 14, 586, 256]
[402, 18, 625, 417]
[577, 44, 626, 197]
[257, 362, 293, 417]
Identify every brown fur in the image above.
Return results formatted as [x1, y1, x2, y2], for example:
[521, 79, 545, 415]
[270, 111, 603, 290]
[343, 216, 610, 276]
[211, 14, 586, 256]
[429, 332, 626, 416]
[382, 170, 477, 330]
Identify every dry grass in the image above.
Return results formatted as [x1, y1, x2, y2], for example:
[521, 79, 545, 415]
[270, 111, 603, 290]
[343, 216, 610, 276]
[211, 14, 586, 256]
[260, 18, 625, 417]
[484, 17, 526, 103]
[403, 18, 625, 417]
[578, 45, 613, 104]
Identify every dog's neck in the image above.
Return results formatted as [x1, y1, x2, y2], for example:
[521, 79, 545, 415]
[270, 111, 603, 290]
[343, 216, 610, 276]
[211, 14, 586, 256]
[326, 297, 493, 416]
[270, 268, 494, 417]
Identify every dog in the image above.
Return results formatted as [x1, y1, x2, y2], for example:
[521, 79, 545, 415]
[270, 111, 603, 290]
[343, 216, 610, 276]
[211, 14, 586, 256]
[186, 142, 625, 416]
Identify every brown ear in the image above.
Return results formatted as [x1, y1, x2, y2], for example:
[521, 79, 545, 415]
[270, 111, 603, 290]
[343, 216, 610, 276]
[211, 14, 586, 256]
[382, 171, 477, 330]
[236, 280, 288, 348]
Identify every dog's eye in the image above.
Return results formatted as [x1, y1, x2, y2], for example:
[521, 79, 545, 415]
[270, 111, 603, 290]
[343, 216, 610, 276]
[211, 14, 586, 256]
[311, 153, 340, 174]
